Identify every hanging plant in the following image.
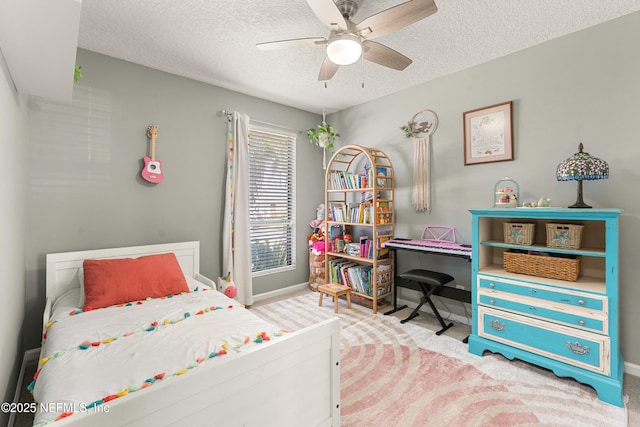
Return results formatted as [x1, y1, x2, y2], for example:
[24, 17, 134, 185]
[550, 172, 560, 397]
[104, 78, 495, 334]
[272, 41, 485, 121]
[308, 122, 340, 152]
[399, 123, 416, 139]
[74, 66, 83, 84]
[309, 110, 341, 170]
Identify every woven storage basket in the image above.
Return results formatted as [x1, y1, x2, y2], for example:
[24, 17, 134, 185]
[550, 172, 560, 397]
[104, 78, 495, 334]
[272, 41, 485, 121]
[503, 223, 535, 245]
[503, 251, 581, 281]
[546, 223, 584, 250]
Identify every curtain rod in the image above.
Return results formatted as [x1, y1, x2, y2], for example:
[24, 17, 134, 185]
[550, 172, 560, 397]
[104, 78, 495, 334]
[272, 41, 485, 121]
[217, 109, 303, 134]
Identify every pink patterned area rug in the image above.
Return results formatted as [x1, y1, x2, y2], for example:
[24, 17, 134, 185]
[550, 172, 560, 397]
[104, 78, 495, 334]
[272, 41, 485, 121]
[251, 292, 627, 427]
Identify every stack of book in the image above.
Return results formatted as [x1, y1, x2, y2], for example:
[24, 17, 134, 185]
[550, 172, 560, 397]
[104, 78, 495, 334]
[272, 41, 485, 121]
[327, 258, 392, 296]
[327, 171, 371, 190]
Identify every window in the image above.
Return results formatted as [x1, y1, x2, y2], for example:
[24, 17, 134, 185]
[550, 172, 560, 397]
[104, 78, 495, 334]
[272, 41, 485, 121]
[247, 125, 296, 276]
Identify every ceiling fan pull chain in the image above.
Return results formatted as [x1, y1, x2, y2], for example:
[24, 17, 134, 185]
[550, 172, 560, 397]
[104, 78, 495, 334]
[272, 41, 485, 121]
[361, 55, 365, 88]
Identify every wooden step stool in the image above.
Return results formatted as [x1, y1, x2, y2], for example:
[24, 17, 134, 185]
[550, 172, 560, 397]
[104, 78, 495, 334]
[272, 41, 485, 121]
[318, 283, 352, 313]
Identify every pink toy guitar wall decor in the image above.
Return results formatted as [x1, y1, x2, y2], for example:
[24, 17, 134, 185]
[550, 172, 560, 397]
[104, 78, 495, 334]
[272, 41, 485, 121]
[142, 125, 163, 183]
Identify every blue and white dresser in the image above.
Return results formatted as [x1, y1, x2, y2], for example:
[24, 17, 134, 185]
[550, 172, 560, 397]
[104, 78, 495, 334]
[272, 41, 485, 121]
[468, 208, 623, 406]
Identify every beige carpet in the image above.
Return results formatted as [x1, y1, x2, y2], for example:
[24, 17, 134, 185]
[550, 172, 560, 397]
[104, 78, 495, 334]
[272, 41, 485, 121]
[250, 291, 628, 427]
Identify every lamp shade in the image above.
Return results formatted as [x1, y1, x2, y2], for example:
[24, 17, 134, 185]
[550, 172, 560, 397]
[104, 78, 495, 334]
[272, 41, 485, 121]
[556, 142, 609, 181]
[556, 143, 609, 208]
[326, 33, 362, 65]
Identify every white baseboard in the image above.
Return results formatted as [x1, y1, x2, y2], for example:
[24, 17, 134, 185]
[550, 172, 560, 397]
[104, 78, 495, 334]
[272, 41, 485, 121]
[625, 361, 640, 377]
[252, 282, 309, 303]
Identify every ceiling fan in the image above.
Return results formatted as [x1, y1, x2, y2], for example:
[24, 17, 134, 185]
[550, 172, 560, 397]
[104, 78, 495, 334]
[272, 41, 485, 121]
[256, 0, 438, 81]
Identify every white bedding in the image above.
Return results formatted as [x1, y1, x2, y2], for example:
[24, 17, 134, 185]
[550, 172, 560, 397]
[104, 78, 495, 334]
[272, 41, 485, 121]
[32, 278, 285, 426]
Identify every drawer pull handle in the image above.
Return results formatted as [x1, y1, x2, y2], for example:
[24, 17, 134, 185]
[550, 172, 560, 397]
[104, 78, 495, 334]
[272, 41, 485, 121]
[567, 341, 590, 355]
[490, 320, 506, 331]
[578, 320, 586, 326]
[489, 283, 495, 289]
[578, 299, 585, 306]
[490, 299, 495, 305]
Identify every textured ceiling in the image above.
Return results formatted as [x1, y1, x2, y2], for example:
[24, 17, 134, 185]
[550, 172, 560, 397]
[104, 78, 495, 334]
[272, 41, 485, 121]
[77, 0, 640, 114]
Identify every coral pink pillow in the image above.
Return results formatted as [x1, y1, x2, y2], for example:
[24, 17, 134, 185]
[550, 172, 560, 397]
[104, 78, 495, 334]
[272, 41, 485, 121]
[83, 253, 189, 310]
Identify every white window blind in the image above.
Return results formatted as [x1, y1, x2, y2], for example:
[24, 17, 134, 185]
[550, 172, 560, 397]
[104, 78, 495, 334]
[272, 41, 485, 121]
[247, 125, 297, 275]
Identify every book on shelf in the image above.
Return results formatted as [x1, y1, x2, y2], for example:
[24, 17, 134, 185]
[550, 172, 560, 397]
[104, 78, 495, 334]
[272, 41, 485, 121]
[328, 258, 357, 286]
[375, 199, 392, 224]
[348, 202, 360, 223]
[360, 191, 376, 203]
[333, 229, 392, 259]
[348, 263, 372, 295]
[328, 171, 370, 190]
[376, 264, 392, 284]
[376, 199, 391, 211]
[327, 257, 373, 295]
[359, 236, 368, 258]
[375, 166, 390, 188]
[376, 166, 389, 176]
[374, 264, 392, 295]
[343, 201, 373, 224]
[329, 225, 343, 240]
[345, 243, 361, 257]
[377, 214, 391, 225]
[329, 202, 347, 222]
[360, 201, 372, 224]
[376, 229, 392, 258]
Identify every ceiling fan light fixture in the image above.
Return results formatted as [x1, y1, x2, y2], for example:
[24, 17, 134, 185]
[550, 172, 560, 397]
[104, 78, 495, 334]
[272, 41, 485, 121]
[326, 33, 362, 65]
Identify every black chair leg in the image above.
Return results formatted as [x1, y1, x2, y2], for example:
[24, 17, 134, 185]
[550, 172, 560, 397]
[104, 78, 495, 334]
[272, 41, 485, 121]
[400, 298, 426, 324]
[394, 271, 457, 338]
[426, 297, 454, 335]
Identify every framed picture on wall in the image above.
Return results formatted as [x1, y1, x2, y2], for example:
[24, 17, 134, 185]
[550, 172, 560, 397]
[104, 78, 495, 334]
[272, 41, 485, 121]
[463, 101, 513, 165]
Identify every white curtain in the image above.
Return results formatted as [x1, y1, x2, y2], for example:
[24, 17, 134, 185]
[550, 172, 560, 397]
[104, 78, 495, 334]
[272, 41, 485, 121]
[222, 112, 253, 305]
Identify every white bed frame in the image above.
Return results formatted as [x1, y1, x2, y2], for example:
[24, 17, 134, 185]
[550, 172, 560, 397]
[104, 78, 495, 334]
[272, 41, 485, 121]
[43, 241, 341, 426]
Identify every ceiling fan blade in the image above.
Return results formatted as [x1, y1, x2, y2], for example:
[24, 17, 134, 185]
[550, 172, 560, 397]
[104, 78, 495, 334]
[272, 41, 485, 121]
[306, 0, 348, 31]
[257, 37, 327, 51]
[318, 57, 340, 81]
[357, 0, 437, 40]
[362, 40, 412, 71]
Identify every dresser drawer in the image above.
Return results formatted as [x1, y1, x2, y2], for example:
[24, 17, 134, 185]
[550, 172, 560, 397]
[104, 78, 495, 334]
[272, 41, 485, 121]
[478, 306, 610, 375]
[478, 275, 606, 312]
[478, 293, 606, 333]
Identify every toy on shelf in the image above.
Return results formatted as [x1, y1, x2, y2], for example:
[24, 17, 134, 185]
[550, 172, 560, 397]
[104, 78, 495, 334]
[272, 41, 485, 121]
[308, 204, 327, 256]
[522, 197, 552, 208]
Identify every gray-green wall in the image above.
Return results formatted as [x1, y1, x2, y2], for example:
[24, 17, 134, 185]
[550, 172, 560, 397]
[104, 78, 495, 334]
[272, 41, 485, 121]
[328, 12, 640, 366]
[22, 49, 325, 351]
[0, 52, 27, 426]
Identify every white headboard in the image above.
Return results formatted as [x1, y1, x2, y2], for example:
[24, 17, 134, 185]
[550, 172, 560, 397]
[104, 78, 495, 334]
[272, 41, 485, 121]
[45, 241, 200, 303]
